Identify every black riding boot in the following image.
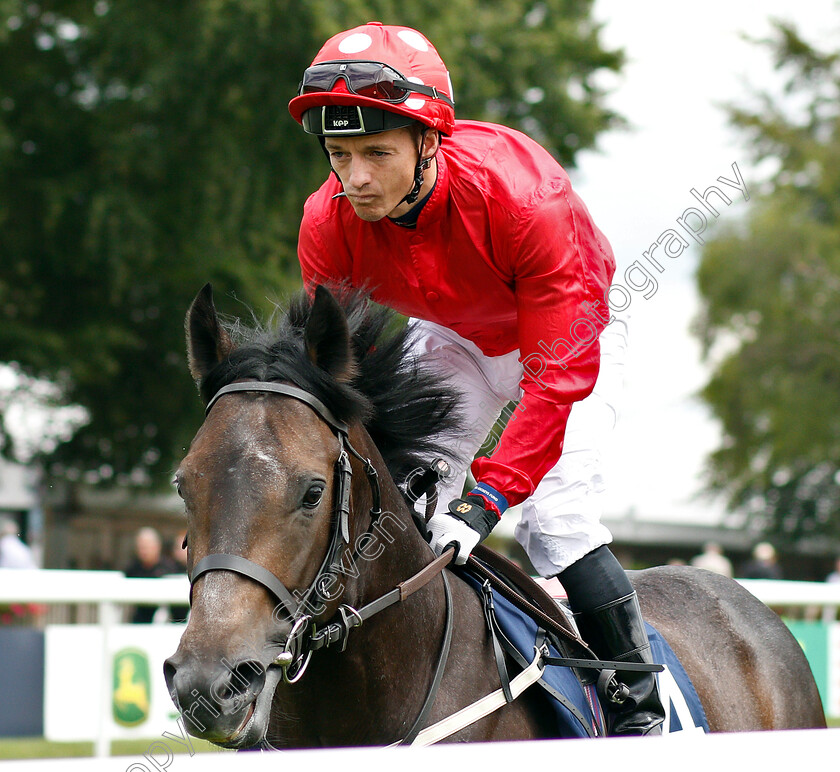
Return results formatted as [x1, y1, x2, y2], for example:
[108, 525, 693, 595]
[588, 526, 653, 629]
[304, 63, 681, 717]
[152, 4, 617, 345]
[574, 591, 665, 736]
[557, 545, 665, 737]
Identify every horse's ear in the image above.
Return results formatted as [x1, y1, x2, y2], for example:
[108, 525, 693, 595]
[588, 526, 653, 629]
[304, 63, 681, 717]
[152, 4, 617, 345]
[305, 285, 356, 383]
[185, 283, 233, 382]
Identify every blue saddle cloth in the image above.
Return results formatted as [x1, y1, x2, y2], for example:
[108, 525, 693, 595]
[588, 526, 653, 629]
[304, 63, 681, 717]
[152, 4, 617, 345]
[462, 572, 710, 738]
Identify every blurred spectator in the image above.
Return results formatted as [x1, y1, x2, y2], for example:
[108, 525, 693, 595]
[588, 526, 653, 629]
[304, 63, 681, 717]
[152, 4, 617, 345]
[691, 542, 733, 578]
[169, 529, 188, 574]
[0, 516, 43, 624]
[0, 515, 37, 569]
[124, 527, 176, 623]
[740, 542, 783, 580]
[826, 557, 840, 584]
[167, 529, 190, 623]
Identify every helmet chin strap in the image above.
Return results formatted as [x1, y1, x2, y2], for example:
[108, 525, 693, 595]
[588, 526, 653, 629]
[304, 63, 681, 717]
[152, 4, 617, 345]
[399, 127, 433, 206]
[401, 156, 433, 206]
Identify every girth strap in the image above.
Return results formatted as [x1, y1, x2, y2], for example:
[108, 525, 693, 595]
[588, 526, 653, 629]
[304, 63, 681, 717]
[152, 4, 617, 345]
[409, 647, 546, 746]
[480, 581, 513, 703]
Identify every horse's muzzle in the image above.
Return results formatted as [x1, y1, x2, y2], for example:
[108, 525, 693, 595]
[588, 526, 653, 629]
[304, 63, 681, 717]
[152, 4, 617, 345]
[163, 651, 278, 748]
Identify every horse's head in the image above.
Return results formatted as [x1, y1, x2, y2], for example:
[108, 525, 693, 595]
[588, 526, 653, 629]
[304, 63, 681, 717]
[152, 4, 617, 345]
[164, 284, 375, 747]
[164, 284, 461, 748]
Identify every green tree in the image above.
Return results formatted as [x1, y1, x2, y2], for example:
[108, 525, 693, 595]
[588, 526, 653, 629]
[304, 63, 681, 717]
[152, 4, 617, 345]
[0, 1, 622, 489]
[694, 19, 840, 540]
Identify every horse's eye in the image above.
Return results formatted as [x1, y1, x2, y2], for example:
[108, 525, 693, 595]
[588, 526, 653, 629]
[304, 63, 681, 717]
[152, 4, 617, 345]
[302, 483, 325, 509]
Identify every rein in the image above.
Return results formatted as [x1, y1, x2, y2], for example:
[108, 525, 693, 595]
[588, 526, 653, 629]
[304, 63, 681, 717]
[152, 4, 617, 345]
[189, 381, 453, 698]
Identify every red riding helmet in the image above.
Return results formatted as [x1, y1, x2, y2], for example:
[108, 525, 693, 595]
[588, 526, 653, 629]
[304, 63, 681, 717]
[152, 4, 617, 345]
[289, 22, 455, 137]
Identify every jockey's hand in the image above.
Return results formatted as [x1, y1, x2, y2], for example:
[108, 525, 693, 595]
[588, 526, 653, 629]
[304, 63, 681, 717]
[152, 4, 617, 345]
[426, 493, 500, 565]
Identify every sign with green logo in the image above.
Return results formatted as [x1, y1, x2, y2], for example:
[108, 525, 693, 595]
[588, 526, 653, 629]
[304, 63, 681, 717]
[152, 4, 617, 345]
[784, 620, 830, 712]
[112, 647, 151, 727]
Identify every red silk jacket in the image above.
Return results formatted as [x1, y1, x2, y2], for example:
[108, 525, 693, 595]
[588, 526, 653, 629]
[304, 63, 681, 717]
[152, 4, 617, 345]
[298, 120, 615, 507]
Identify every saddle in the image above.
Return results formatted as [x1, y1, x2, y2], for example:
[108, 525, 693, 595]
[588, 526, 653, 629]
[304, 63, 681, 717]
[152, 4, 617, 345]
[465, 545, 592, 658]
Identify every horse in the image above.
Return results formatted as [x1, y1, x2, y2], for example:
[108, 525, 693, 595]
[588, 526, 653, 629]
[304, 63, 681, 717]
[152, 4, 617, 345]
[164, 284, 826, 749]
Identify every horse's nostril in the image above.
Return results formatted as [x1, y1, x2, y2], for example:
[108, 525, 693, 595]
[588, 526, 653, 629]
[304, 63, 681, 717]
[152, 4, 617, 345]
[228, 659, 267, 697]
[205, 658, 267, 714]
[163, 659, 178, 694]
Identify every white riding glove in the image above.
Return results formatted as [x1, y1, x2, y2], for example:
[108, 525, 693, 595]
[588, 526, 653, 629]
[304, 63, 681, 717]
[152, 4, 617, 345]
[426, 512, 483, 565]
[426, 489, 503, 565]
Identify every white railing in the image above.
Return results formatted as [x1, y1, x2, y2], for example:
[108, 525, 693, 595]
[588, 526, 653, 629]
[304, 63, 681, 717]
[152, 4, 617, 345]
[4, 569, 840, 615]
[0, 568, 190, 605]
[737, 578, 840, 622]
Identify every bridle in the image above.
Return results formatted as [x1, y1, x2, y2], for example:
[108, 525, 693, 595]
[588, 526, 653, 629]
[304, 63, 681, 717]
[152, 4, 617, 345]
[190, 381, 381, 679]
[188, 381, 453, 740]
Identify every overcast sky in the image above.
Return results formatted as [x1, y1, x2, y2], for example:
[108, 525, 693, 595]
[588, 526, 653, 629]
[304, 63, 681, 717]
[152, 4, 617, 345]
[569, 1, 840, 524]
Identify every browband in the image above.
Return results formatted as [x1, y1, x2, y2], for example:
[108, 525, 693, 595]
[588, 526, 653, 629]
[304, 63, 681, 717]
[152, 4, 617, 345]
[205, 382, 348, 434]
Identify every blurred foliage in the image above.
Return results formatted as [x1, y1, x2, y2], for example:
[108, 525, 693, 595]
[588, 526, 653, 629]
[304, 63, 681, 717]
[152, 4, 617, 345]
[694, 18, 840, 540]
[0, 0, 622, 488]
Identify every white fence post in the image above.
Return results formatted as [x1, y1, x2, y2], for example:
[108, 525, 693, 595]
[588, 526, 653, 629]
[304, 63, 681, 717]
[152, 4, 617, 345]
[94, 600, 121, 758]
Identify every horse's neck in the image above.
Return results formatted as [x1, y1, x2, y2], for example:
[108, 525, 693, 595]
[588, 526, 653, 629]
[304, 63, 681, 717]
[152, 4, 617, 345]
[346, 426, 438, 598]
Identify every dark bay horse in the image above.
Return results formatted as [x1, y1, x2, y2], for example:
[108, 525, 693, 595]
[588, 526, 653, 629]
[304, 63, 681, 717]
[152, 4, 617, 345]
[164, 284, 825, 749]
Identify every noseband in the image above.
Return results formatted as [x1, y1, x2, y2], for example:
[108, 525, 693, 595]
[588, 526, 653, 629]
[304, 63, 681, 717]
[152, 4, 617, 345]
[190, 381, 385, 680]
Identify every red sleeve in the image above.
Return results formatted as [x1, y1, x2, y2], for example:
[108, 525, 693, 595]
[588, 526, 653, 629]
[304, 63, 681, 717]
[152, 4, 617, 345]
[471, 179, 615, 506]
[297, 188, 351, 293]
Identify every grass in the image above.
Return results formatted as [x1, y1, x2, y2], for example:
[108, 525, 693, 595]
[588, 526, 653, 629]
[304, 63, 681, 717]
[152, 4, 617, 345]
[0, 736, 228, 760]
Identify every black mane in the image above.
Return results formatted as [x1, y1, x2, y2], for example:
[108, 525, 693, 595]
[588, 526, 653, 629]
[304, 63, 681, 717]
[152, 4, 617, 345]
[198, 288, 464, 487]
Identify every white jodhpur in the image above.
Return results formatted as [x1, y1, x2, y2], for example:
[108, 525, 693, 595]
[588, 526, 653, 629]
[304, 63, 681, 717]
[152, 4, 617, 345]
[406, 310, 629, 577]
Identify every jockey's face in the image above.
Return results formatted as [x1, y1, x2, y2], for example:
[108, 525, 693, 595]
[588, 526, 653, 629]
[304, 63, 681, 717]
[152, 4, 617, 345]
[324, 127, 438, 222]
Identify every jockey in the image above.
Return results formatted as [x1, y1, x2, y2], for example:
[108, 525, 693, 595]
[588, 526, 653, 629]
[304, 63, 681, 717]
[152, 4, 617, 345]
[289, 22, 664, 737]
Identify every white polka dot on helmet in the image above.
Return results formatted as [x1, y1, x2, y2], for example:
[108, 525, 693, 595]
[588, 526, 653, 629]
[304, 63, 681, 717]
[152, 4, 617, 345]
[289, 22, 455, 136]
